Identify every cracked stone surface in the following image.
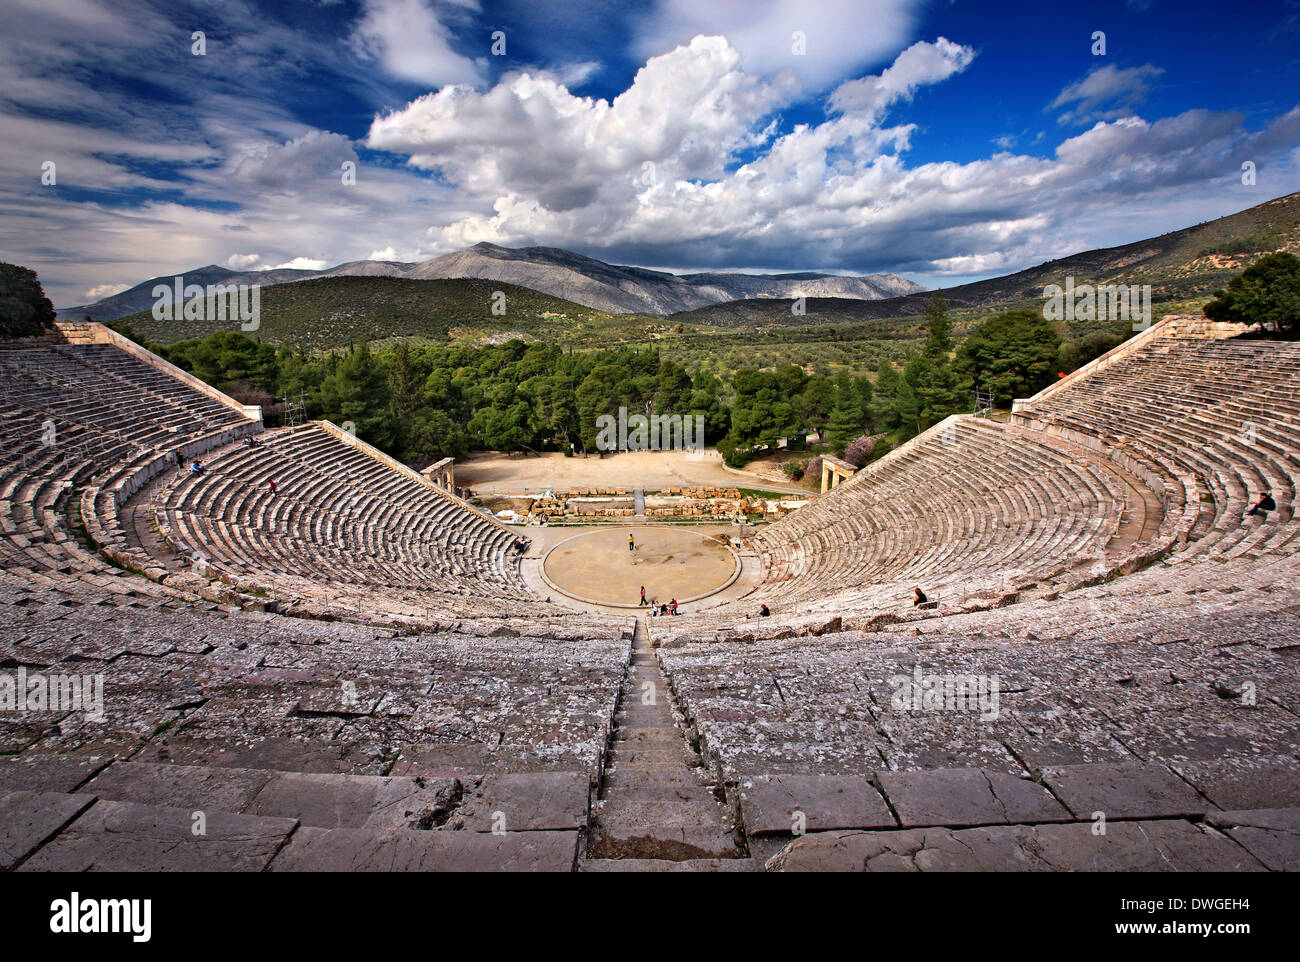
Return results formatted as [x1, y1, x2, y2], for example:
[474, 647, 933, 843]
[766, 819, 1270, 872]
[268, 826, 579, 872]
[1204, 808, 1300, 871]
[18, 799, 298, 872]
[1040, 762, 1214, 819]
[450, 772, 589, 833]
[0, 790, 96, 870]
[876, 768, 1071, 828]
[1170, 756, 1300, 812]
[0, 756, 110, 794]
[739, 774, 895, 835]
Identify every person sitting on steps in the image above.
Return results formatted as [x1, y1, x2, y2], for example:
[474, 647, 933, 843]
[759, 604, 770, 617]
[1246, 491, 1276, 518]
[912, 587, 928, 606]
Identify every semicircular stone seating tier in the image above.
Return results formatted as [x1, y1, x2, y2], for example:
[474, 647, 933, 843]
[659, 332, 1300, 642]
[154, 422, 572, 622]
[0, 341, 590, 631]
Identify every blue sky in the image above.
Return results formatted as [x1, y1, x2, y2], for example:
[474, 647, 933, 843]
[1, 0, 1298, 306]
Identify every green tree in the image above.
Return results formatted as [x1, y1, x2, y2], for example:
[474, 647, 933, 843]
[0, 262, 57, 339]
[479, 403, 531, 451]
[386, 341, 423, 453]
[689, 373, 730, 442]
[728, 369, 798, 448]
[955, 308, 1062, 406]
[907, 291, 964, 430]
[1059, 329, 1126, 372]
[922, 291, 952, 353]
[827, 373, 865, 450]
[318, 342, 393, 447]
[870, 364, 902, 431]
[1204, 251, 1300, 334]
[798, 376, 836, 437]
[406, 410, 468, 463]
[893, 376, 920, 437]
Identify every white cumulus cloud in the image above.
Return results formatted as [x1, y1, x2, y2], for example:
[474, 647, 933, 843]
[634, 0, 920, 91]
[268, 257, 330, 271]
[83, 281, 130, 299]
[351, 0, 485, 88]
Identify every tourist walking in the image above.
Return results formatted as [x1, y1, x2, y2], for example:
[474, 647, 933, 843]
[640, 585, 647, 605]
[628, 533, 635, 552]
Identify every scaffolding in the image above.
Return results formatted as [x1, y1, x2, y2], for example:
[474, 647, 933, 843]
[282, 390, 307, 427]
[973, 389, 995, 417]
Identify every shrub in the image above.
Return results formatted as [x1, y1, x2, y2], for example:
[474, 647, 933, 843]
[717, 438, 753, 468]
[843, 434, 875, 467]
[1059, 331, 1127, 373]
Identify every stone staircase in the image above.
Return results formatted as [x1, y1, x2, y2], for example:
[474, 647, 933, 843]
[582, 618, 755, 870]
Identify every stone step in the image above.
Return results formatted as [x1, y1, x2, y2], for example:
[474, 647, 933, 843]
[0, 790, 98, 871]
[601, 768, 719, 803]
[613, 707, 672, 729]
[17, 799, 297, 872]
[607, 747, 700, 771]
[581, 857, 758, 872]
[0, 755, 111, 795]
[588, 799, 744, 860]
[614, 727, 685, 750]
[77, 760, 592, 834]
[765, 817, 1271, 872]
[270, 825, 579, 872]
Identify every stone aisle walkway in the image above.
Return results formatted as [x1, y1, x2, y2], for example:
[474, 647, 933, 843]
[582, 618, 753, 871]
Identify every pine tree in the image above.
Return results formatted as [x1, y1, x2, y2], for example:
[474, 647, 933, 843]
[827, 374, 864, 450]
[913, 290, 964, 429]
[923, 291, 951, 353]
[387, 342, 422, 453]
[870, 364, 902, 431]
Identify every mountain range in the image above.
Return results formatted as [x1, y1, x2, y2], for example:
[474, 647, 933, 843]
[60, 190, 1300, 344]
[59, 242, 924, 320]
[673, 190, 1300, 328]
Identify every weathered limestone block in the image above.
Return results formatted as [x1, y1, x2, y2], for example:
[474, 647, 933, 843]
[18, 800, 297, 872]
[739, 774, 895, 835]
[269, 826, 579, 872]
[0, 790, 97, 870]
[875, 768, 1071, 828]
